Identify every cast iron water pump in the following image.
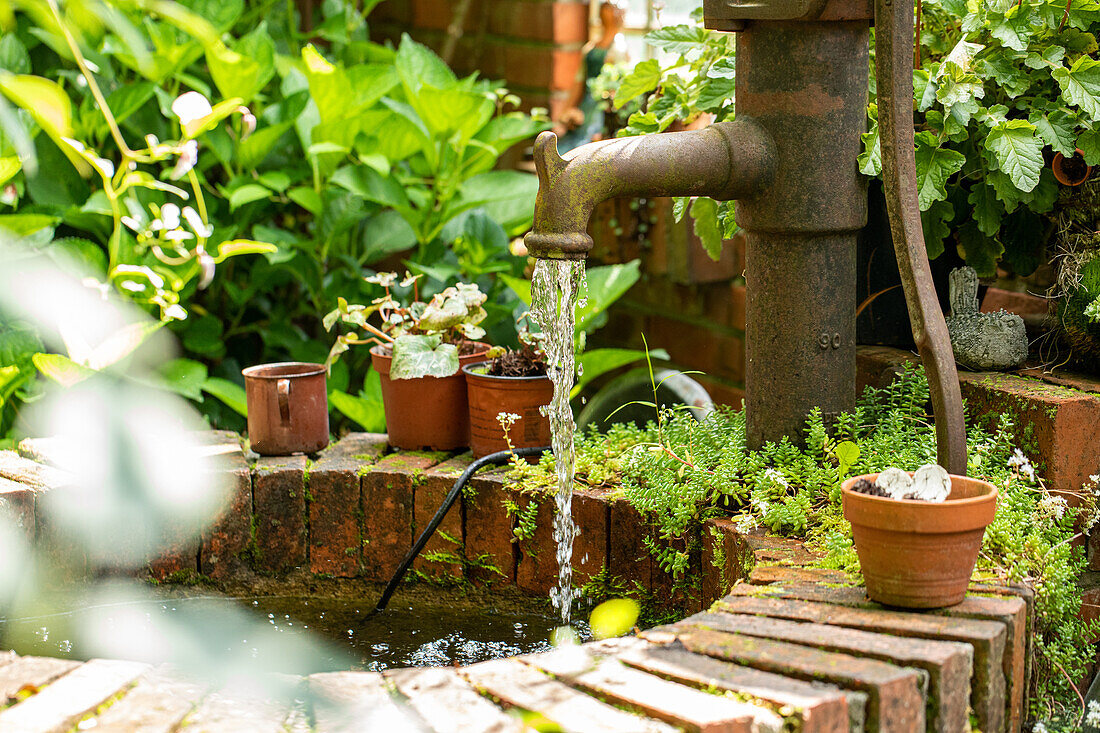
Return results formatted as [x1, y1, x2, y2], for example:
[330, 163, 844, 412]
[524, 0, 968, 473]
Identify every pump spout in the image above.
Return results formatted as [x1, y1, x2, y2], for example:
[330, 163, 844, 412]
[524, 118, 776, 259]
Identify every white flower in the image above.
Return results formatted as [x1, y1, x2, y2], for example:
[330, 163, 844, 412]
[365, 272, 399, 288]
[1032, 723, 1047, 733]
[164, 304, 187, 321]
[197, 252, 216, 289]
[90, 156, 114, 180]
[120, 216, 142, 232]
[61, 137, 85, 153]
[1087, 700, 1100, 727]
[153, 203, 181, 232]
[0, 184, 17, 205]
[496, 412, 521, 429]
[181, 206, 213, 238]
[163, 228, 193, 243]
[171, 91, 213, 125]
[170, 140, 199, 180]
[238, 106, 256, 139]
[735, 514, 758, 533]
[1007, 448, 1035, 482]
[1037, 494, 1068, 521]
[763, 468, 789, 488]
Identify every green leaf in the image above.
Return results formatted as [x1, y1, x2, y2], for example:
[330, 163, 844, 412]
[576, 260, 642, 334]
[288, 186, 323, 215]
[238, 121, 294, 170]
[696, 75, 736, 111]
[1029, 109, 1076, 156]
[202, 377, 247, 416]
[1052, 56, 1100, 121]
[644, 25, 709, 54]
[967, 182, 1004, 236]
[0, 213, 58, 237]
[0, 73, 73, 141]
[207, 23, 275, 105]
[0, 36, 30, 75]
[859, 120, 881, 176]
[1078, 128, 1100, 165]
[835, 440, 860, 477]
[390, 334, 459, 379]
[331, 164, 409, 209]
[329, 370, 385, 432]
[690, 196, 722, 261]
[956, 221, 1004, 277]
[361, 209, 418, 263]
[32, 352, 94, 387]
[614, 59, 661, 110]
[914, 132, 966, 210]
[228, 183, 272, 210]
[984, 120, 1044, 192]
[573, 347, 669, 397]
[159, 358, 208, 401]
[921, 200, 954, 259]
[1000, 208, 1044, 276]
[395, 33, 455, 94]
[456, 170, 539, 234]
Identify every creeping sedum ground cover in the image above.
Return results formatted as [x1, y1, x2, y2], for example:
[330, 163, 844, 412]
[507, 365, 1098, 724]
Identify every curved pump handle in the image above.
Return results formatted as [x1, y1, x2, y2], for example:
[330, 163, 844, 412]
[875, 0, 968, 474]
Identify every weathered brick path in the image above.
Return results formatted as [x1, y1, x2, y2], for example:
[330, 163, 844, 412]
[0, 433, 1034, 731]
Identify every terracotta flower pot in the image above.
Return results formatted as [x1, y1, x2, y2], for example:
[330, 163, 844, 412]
[370, 342, 490, 451]
[841, 472, 998, 609]
[463, 362, 553, 458]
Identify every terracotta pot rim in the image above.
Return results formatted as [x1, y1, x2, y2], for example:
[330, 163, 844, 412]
[462, 361, 550, 382]
[242, 361, 326, 379]
[841, 472, 997, 508]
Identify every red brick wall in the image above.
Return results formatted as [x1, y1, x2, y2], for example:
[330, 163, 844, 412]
[371, 0, 589, 119]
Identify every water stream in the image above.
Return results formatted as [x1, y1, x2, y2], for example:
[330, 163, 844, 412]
[529, 259, 585, 625]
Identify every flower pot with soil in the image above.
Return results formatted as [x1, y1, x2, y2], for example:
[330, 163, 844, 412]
[325, 272, 492, 450]
[463, 340, 553, 458]
[841, 468, 998, 608]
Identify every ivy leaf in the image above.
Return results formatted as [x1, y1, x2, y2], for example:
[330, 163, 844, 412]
[921, 200, 954, 259]
[968, 182, 1005, 236]
[1078, 128, 1100, 164]
[690, 196, 722, 261]
[984, 120, 1044, 191]
[859, 120, 882, 176]
[644, 25, 709, 54]
[1029, 108, 1077, 156]
[1052, 55, 1100, 121]
[956, 221, 1004, 277]
[914, 132, 966, 210]
[390, 334, 459, 379]
[614, 59, 661, 110]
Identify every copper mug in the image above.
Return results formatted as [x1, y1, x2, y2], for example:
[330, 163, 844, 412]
[242, 363, 329, 455]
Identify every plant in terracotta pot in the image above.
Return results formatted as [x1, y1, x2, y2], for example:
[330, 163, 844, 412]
[324, 272, 491, 450]
[463, 320, 553, 458]
[841, 465, 998, 609]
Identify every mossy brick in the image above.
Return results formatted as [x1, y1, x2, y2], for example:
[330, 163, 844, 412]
[314, 433, 388, 463]
[252, 455, 308, 574]
[308, 439, 386, 578]
[737, 531, 820, 568]
[571, 486, 610, 588]
[607, 637, 855, 733]
[701, 519, 746, 607]
[649, 530, 703, 615]
[648, 625, 926, 733]
[199, 433, 251, 580]
[464, 469, 516, 586]
[748, 565, 852, 586]
[523, 645, 784, 733]
[693, 611, 972, 733]
[360, 452, 443, 581]
[384, 667, 524, 732]
[609, 498, 654, 593]
[414, 454, 471, 581]
[0, 476, 34, 541]
[721, 586, 1007, 732]
[0, 450, 73, 490]
[515, 488, 558, 596]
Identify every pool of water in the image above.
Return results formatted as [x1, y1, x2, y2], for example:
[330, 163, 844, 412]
[0, 592, 589, 674]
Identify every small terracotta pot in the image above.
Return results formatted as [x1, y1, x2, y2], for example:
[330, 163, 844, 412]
[1051, 148, 1092, 186]
[463, 362, 553, 458]
[842, 472, 997, 608]
[242, 362, 329, 456]
[371, 342, 490, 451]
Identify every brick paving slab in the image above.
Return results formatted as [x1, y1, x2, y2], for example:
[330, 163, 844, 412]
[182, 681, 298, 733]
[748, 565, 853, 586]
[0, 655, 81, 699]
[464, 470, 516, 585]
[385, 666, 525, 733]
[738, 531, 821, 567]
[702, 519, 746, 607]
[461, 657, 679, 733]
[690, 611, 971, 733]
[252, 455, 309, 574]
[651, 625, 926, 732]
[0, 450, 73, 490]
[316, 433, 388, 462]
[308, 671, 426, 732]
[0, 658, 148, 733]
[414, 455, 470, 580]
[360, 453, 444, 582]
[605, 637, 856, 733]
[719, 589, 1006, 732]
[726, 581, 1018, 731]
[87, 667, 206, 732]
[572, 485, 611, 587]
[523, 645, 785, 733]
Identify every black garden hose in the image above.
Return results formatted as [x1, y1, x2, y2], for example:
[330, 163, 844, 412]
[369, 446, 551, 617]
